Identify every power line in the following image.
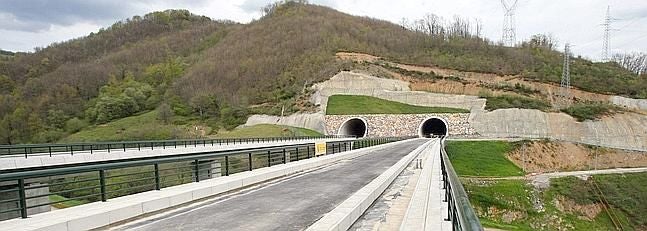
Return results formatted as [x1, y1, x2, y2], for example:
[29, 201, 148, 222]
[602, 5, 618, 61]
[559, 43, 571, 108]
[501, 0, 519, 47]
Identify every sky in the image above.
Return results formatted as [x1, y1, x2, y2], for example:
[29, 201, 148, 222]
[1, 0, 646, 61]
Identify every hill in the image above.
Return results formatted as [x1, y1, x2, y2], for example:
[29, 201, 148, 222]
[0, 2, 644, 144]
[0, 49, 13, 56]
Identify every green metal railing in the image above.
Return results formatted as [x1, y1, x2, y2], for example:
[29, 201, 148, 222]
[0, 135, 352, 158]
[440, 139, 484, 231]
[0, 136, 410, 220]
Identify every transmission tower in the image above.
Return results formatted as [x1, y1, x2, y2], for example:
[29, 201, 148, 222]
[501, 0, 519, 47]
[559, 43, 571, 107]
[602, 6, 615, 61]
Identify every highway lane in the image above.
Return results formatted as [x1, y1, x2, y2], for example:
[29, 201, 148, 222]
[112, 139, 428, 231]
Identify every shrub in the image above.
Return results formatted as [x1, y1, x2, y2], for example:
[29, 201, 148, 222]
[561, 102, 623, 122]
[64, 118, 89, 133]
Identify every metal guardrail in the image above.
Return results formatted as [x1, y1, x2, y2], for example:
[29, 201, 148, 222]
[0, 136, 410, 220]
[439, 139, 484, 231]
[0, 135, 352, 158]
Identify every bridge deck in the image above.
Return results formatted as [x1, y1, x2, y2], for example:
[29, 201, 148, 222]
[112, 139, 428, 231]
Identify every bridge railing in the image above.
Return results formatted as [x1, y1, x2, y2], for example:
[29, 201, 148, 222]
[0, 136, 411, 220]
[0, 135, 353, 158]
[440, 139, 484, 231]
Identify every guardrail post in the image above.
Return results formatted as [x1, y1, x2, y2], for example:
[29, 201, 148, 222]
[307, 145, 311, 158]
[107, 144, 110, 153]
[123, 143, 126, 152]
[248, 153, 253, 171]
[224, 156, 229, 176]
[282, 149, 286, 164]
[99, 170, 107, 202]
[154, 164, 161, 190]
[267, 150, 271, 166]
[18, 179, 27, 218]
[295, 147, 299, 160]
[48, 146, 52, 157]
[194, 160, 200, 182]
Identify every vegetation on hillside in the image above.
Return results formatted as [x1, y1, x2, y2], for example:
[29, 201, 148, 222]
[0, 1, 644, 144]
[0, 49, 13, 59]
[445, 141, 524, 177]
[216, 124, 321, 138]
[561, 102, 624, 122]
[482, 94, 552, 111]
[326, 95, 469, 115]
[465, 174, 647, 230]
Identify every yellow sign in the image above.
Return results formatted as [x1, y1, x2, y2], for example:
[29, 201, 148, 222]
[315, 142, 327, 156]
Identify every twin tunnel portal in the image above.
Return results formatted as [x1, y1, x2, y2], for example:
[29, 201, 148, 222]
[338, 117, 449, 138]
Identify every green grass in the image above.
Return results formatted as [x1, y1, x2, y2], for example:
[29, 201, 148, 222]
[446, 141, 524, 177]
[326, 95, 469, 115]
[483, 95, 551, 111]
[48, 194, 86, 209]
[216, 124, 322, 138]
[463, 179, 535, 230]
[551, 173, 647, 230]
[561, 102, 624, 122]
[464, 173, 647, 230]
[60, 110, 200, 142]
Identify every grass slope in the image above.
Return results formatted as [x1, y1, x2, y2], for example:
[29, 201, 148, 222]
[561, 102, 624, 122]
[465, 173, 647, 231]
[446, 141, 524, 177]
[326, 95, 469, 115]
[216, 124, 322, 138]
[60, 110, 200, 142]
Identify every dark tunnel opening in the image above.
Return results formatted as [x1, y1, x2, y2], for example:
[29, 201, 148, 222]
[419, 118, 448, 138]
[338, 118, 368, 138]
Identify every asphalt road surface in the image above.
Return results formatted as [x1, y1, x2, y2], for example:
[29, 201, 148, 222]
[113, 139, 427, 231]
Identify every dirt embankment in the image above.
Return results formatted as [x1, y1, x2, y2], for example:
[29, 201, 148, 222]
[335, 52, 614, 105]
[508, 140, 647, 173]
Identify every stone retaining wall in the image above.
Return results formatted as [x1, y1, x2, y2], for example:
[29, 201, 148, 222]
[325, 114, 476, 137]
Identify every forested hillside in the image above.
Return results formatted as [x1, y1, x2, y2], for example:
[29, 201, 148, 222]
[0, 2, 644, 144]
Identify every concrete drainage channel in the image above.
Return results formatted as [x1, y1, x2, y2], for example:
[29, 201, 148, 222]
[306, 139, 434, 231]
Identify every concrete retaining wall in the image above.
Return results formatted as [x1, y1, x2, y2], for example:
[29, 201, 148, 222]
[611, 96, 647, 112]
[469, 109, 647, 152]
[325, 114, 475, 137]
[311, 71, 486, 111]
[244, 113, 326, 133]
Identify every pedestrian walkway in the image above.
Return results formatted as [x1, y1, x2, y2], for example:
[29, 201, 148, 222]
[400, 139, 451, 231]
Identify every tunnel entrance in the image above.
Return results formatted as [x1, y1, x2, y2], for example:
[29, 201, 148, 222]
[418, 117, 448, 138]
[338, 118, 368, 138]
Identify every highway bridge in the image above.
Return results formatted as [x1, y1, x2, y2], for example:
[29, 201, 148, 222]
[0, 134, 482, 230]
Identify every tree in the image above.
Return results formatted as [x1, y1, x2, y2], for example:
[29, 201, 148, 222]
[524, 34, 558, 50]
[157, 103, 174, 124]
[46, 109, 69, 129]
[0, 74, 14, 94]
[612, 52, 647, 75]
[190, 94, 219, 119]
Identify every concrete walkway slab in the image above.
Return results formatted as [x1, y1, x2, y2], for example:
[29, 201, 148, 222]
[400, 139, 451, 231]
